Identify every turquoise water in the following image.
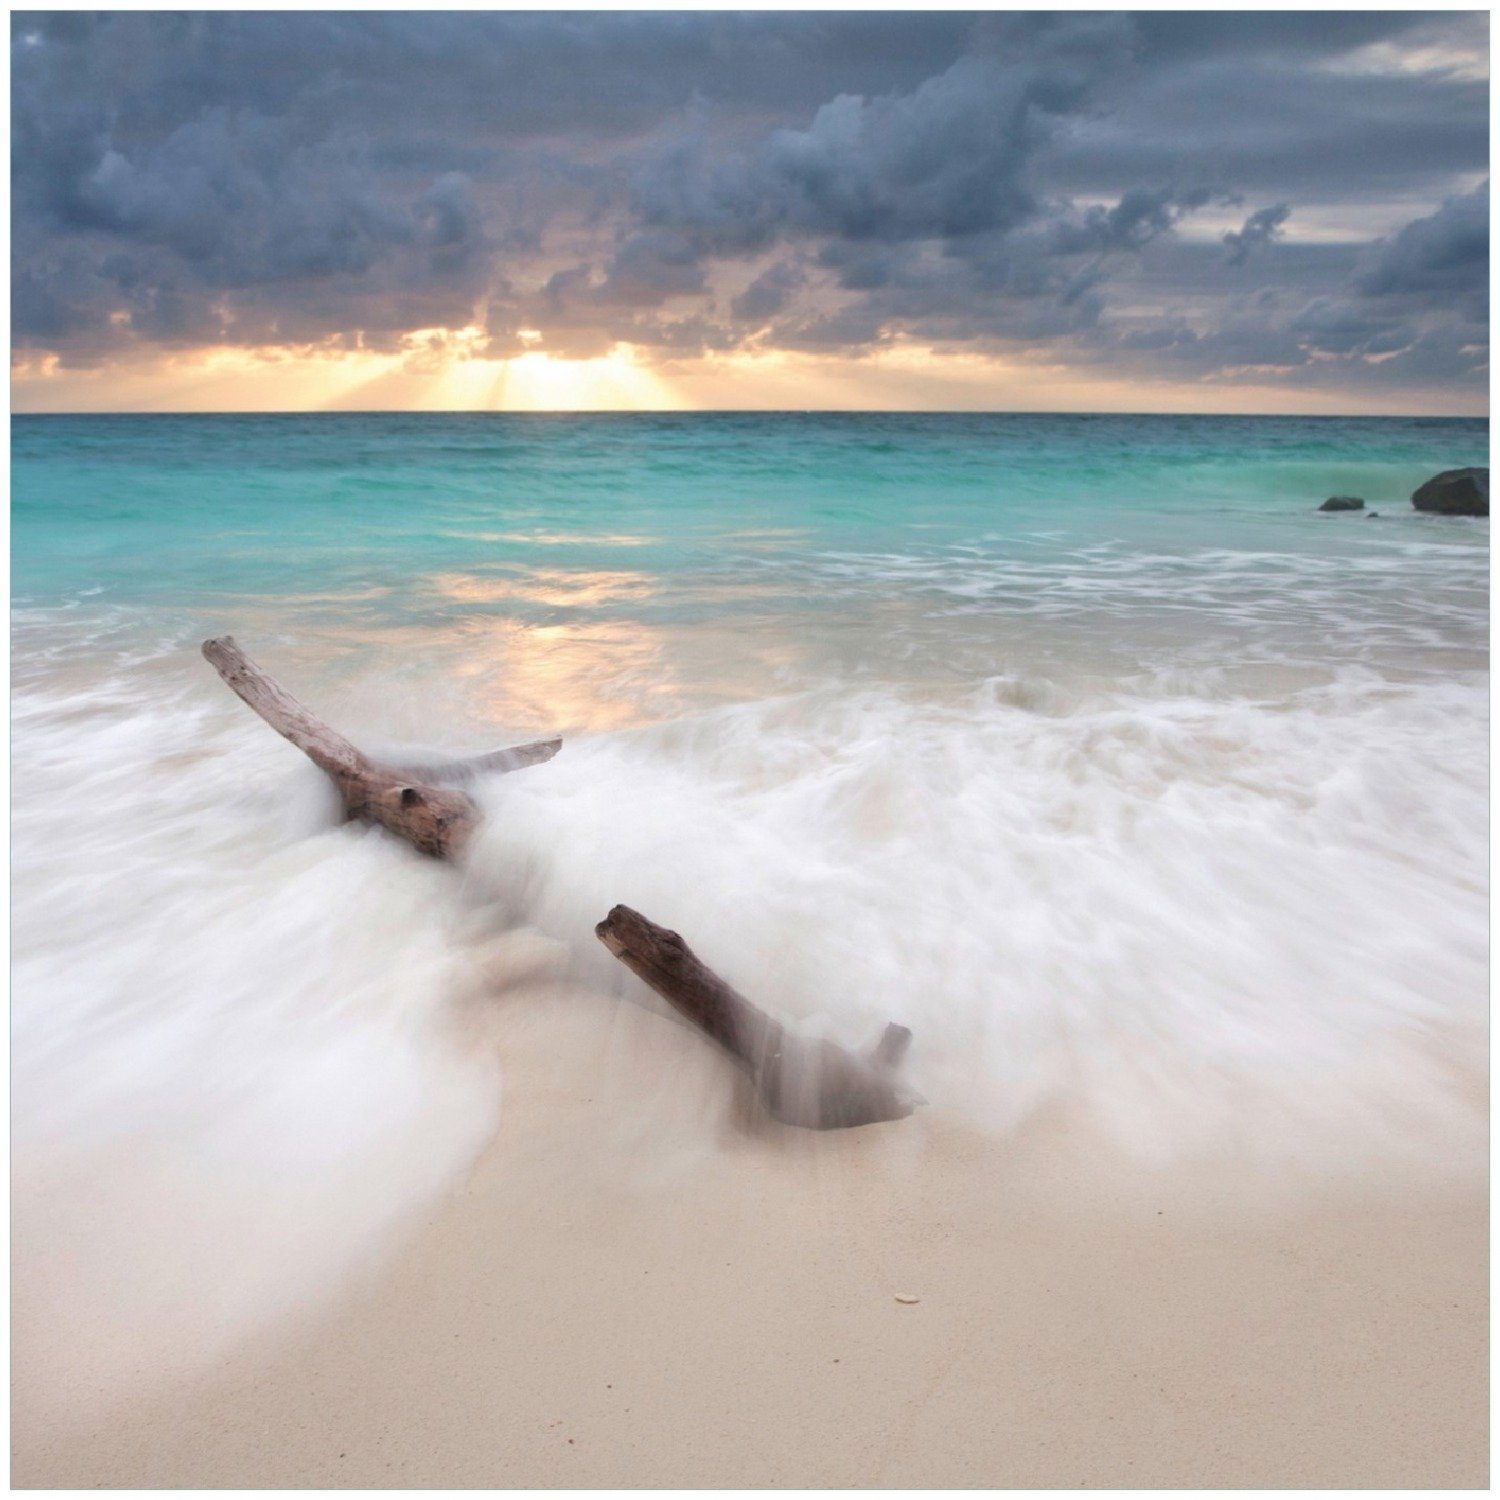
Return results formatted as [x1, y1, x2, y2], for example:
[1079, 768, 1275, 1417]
[13, 412, 1489, 714]
[11, 412, 1489, 1402]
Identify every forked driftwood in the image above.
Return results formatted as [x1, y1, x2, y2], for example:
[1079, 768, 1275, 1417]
[204, 636, 919, 1130]
[596, 905, 921, 1129]
[202, 635, 558, 857]
[386, 740, 562, 785]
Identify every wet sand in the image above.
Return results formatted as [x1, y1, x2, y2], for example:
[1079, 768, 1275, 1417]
[12, 980, 1487, 1489]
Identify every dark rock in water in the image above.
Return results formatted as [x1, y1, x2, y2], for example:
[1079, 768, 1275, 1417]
[1319, 495, 1365, 512]
[1368, 511, 1380, 518]
[1411, 467, 1488, 517]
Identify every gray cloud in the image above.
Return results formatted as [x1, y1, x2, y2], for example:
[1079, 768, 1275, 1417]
[9, 11, 1489, 404]
[1040, 185, 1220, 256]
[1222, 203, 1291, 266]
[1041, 13, 1488, 203]
[1354, 180, 1488, 315]
[631, 15, 1133, 253]
[731, 260, 806, 324]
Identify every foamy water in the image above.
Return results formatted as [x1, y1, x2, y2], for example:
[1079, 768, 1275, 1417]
[12, 412, 1488, 1414]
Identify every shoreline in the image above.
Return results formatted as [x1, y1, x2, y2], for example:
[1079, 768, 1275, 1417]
[14, 981, 1488, 1489]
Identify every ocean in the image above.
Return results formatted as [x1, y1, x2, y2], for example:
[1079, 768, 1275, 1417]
[11, 411, 1489, 1405]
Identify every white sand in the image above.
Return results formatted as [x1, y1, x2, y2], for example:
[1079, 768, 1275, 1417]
[12, 979, 1487, 1489]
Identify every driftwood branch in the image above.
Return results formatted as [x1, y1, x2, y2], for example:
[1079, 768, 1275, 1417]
[202, 635, 555, 859]
[204, 636, 921, 1131]
[596, 904, 921, 1130]
[386, 738, 562, 786]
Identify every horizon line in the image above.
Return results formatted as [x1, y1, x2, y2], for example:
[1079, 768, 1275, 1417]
[11, 407, 1490, 422]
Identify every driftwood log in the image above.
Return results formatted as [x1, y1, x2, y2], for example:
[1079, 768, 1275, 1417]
[202, 635, 557, 857]
[205, 636, 919, 1130]
[596, 905, 920, 1129]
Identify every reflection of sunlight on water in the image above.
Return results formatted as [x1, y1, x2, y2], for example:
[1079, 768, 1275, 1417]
[457, 619, 674, 732]
[429, 615, 814, 734]
[443, 531, 658, 548]
[432, 568, 657, 609]
[196, 601, 817, 740]
[351, 565, 828, 732]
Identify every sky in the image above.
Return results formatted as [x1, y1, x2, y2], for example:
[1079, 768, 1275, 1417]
[10, 10, 1490, 414]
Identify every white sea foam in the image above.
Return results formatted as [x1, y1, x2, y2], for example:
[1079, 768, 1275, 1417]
[12, 648, 502, 1414]
[468, 666, 1486, 1172]
[11, 607, 1488, 1415]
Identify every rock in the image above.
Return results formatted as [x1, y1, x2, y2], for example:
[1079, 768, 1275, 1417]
[1412, 467, 1488, 517]
[1368, 511, 1380, 518]
[1318, 496, 1365, 512]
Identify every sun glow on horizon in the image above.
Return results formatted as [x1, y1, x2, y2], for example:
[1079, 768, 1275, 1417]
[9, 334, 1486, 418]
[10, 338, 693, 415]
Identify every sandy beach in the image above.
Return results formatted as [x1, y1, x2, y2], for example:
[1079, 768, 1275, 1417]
[10, 8, 1491, 1489]
[11, 415, 1489, 1486]
[14, 969, 1486, 1490]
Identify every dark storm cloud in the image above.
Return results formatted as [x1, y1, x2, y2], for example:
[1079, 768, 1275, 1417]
[10, 10, 1489, 402]
[1353, 181, 1489, 313]
[10, 10, 983, 354]
[629, 15, 1133, 251]
[1100, 197, 1489, 393]
[731, 261, 806, 324]
[11, 11, 980, 150]
[1222, 204, 1292, 266]
[1040, 185, 1215, 255]
[1041, 12, 1489, 202]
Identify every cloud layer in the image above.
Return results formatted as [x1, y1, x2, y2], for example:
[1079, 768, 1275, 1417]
[11, 11, 1489, 405]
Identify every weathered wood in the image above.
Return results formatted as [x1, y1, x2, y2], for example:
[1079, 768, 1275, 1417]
[386, 737, 562, 786]
[595, 904, 921, 1130]
[205, 635, 922, 1131]
[203, 635, 370, 784]
[202, 635, 556, 859]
